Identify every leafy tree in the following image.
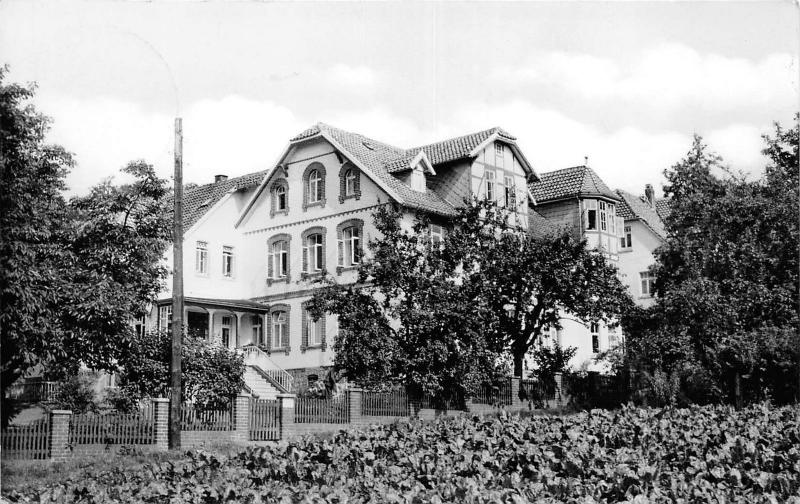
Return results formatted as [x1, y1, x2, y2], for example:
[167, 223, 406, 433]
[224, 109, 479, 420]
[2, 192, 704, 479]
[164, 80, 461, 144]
[110, 331, 245, 411]
[309, 205, 500, 402]
[626, 120, 800, 405]
[446, 200, 633, 377]
[0, 69, 171, 425]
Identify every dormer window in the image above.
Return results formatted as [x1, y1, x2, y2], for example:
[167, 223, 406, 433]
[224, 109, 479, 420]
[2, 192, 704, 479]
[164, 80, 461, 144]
[410, 166, 426, 192]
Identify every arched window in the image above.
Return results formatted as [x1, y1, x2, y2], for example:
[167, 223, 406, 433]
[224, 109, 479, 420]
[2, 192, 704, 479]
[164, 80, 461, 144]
[267, 234, 291, 285]
[275, 185, 287, 210]
[303, 163, 326, 210]
[303, 234, 324, 273]
[345, 169, 356, 196]
[336, 219, 364, 272]
[339, 163, 361, 203]
[266, 303, 291, 355]
[301, 301, 327, 352]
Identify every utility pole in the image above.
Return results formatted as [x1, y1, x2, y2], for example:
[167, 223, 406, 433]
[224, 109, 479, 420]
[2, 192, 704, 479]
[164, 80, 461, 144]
[170, 117, 184, 449]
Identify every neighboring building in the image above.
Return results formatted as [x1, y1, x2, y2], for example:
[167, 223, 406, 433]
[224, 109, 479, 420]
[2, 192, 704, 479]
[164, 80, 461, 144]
[614, 184, 668, 307]
[148, 123, 539, 396]
[529, 165, 625, 372]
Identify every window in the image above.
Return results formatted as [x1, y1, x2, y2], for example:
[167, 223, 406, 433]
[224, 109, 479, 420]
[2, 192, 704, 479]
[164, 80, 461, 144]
[590, 322, 600, 354]
[608, 326, 619, 347]
[621, 225, 632, 249]
[303, 232, 324, 273]
[308, 169, 322, 203]
[303, 163, 326, 209]
[134, 316, 146, 338]
[585, 200, 597, 230]
[221, 316, 232, 348]
[609, 204, 616, 234]
[430, 224, 444, 246]
[307, 314, 323, 346]
[345, 169, 356, 196]
[495, 143, 504, 164]
[302, 304, 326, 351]
[599, 201, 607, 231]
[195, 241, 208, 274]
[252, 315, 263, 346]
[337, 220, 363, 270]
[222, 246, 234, 277]
[640, 271, 655, 297]
[275, 185, 287, 211]
[271, 311, 288, 348]
[267, 236, 290, 282]
[338, 163, 360, 202]
[158, 305, 172, 332]
[503, 175, 516, 208]
[410, 166, 426, 192]
[485, 170, 496, 201]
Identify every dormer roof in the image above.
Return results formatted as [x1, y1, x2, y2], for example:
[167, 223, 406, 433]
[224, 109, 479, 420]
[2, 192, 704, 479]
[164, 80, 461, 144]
[614, 189, 667, 239]
[529, 165, 618, 204]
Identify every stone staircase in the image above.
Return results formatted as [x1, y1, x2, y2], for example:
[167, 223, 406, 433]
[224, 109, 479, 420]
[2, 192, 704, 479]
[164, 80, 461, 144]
[243, 366, 282, 400]
[238, 345, 295, 400]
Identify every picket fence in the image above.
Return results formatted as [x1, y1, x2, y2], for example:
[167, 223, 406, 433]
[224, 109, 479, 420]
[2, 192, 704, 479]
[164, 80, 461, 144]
[249, 398, 279, 441]
[180, 403, 233, 431]
[295, 396, 349, 423]
[362, 390, 409, 416]
[70, 403, 155, 445]
[1, 417, 50, 460]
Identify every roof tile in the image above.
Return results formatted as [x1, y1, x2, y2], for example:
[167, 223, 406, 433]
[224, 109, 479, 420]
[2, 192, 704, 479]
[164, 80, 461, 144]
[530, 165, 618, 203]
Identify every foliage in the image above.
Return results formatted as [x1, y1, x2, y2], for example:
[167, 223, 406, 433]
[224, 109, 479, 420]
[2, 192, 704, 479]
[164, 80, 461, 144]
[5, 404, 800, 503]
[52, 371, 101, 414]
[445, 200, 632, 377]
[530, 344, 576, 389]
[309, 204, 500, 402]
[0, 68, 172, 426]
[624, 120, 800, 405]
[112, 331, 245, 411]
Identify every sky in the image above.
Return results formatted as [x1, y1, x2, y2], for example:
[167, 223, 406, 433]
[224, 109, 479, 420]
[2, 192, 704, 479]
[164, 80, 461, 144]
[1, 1, 798, 197]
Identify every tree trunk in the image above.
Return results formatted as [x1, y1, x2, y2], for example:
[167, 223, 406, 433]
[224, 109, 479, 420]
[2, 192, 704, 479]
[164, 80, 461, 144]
[513, 352, 524, 378]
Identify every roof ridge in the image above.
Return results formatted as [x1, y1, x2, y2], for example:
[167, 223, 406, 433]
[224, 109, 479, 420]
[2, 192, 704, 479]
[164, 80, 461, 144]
[406, 126, 499, 153]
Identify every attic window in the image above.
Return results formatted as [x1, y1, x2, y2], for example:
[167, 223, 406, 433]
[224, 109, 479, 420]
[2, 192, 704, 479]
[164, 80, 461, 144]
[362, 141, 375, 151]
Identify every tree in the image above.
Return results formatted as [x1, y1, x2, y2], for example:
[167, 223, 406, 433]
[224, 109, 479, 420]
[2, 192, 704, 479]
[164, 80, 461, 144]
[108, 331, 245, 411]
[446, 200, 633, 377]
[310, 200, 632, 402]
[625, 121, 800, 405]
[0, 69, 171, 425]
[309, 204, 501, 402]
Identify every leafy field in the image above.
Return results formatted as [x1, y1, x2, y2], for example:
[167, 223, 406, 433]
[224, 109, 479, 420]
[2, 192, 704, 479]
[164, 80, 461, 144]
[4, 404, 799, 503]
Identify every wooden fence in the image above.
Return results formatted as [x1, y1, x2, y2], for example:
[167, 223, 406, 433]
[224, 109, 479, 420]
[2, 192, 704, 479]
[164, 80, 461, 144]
[1, 417, 50, 460]
[249, 398, 279, 441]
[180, 403, 233, 431]
[472, 379, 513, 406]
[70, 404, 155, 445]
[520, 379, 556, 403]
[362, 390, 409, 416]
[295, 396, 348, 424]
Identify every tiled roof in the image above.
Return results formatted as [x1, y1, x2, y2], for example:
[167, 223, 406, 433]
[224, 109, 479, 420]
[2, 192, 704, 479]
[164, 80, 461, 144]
[530, 165, 618, 203]
[614, 189, 667, 239]
[655, 198, 672, 221]
[386, 127, 516, 172]
[178, 170, 268, 232]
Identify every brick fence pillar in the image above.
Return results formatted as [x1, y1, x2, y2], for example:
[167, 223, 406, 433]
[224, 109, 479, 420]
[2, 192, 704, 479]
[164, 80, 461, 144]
[510, 377, 521, 409]
[49, 409, 72, 462]
[233, 394, 250, 442]
[277, 394, 296, 440]
[346, 388, 363, 428]
[152, 398, 169, 451]
[554, 372, 564, 409]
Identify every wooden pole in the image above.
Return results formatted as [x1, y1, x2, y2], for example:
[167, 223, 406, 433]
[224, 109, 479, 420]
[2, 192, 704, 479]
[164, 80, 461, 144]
[170, 117, 184, 449]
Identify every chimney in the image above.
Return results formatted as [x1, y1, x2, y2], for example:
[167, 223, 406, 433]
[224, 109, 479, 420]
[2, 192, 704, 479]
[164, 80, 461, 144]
[214, 174, 228, 183]
[644, 184, 654, 207]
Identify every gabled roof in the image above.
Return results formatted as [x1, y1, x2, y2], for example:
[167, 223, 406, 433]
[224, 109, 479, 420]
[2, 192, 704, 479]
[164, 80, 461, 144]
[179, 170, 268, 232]
[614, 189, 667, 239]
[529, 165, 618, 203]
[655, 198, 672, 221]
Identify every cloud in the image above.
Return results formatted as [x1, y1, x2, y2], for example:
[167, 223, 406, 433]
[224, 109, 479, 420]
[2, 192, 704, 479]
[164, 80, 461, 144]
[323, 64, 379, 92]
[491, 43, 798, 117]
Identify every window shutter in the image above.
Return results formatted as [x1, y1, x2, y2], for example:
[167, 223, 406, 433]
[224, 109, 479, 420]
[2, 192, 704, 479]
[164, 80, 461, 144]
[302, 243, 308, 273]
[300, 306, 308, 353]
[354, 169, 360, 194]
[267, 250, 273, 279]
[320, 315, 327, 351]
[320, 234, 326, 270]
[337, 236, 344, 266]
[319, 173, 325, 201]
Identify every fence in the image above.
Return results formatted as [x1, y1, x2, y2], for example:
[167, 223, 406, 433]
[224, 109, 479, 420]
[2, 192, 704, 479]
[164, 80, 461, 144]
[472, 379, 513, 406]
[520, 379, 556, 403]
[6, 380, 60, 403]
[180, 403, 233, 431]
[249, 398, 279, 441]
[295, 396, 349, 423]
[70, 403, 154, 445]
[410, 391, 467, 412]
[1, 417, 50, 460]
[362, 390, 409, 416]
